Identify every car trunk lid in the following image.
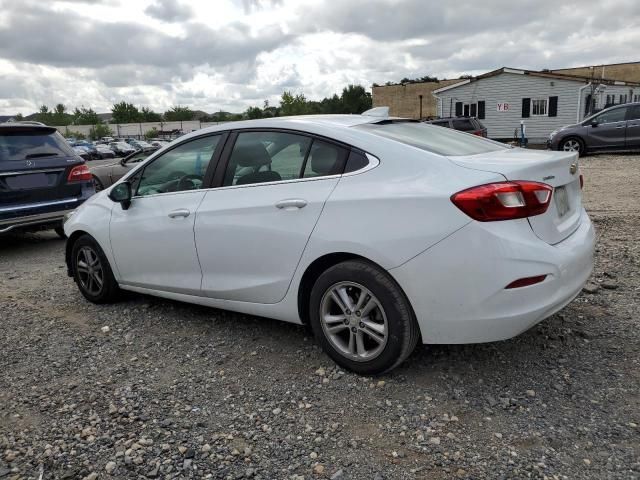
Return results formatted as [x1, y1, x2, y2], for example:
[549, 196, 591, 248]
[449, 148, 582, 244]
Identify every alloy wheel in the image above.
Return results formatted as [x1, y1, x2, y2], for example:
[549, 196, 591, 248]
[319, 281, 388, 362]
[562, 139, 581, 152]
[76, 246, 104, 295]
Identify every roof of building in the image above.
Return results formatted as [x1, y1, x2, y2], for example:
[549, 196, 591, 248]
[433, 67, 640, 94]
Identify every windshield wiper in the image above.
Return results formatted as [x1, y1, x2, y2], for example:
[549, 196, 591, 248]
[24, 152, 61, 159]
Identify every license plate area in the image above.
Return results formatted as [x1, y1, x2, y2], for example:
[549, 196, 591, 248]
[554, 185, 570, 217]
[5, 173, 53, 189]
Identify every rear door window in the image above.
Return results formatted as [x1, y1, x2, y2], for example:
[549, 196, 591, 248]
[451, 119, 476, 131]
[0, 129, 75, 162]
[356, 122, 507, 156]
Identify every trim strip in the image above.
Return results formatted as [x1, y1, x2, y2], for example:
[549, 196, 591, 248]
[0, 197, 78, 213]
[0, 168, 64, 177]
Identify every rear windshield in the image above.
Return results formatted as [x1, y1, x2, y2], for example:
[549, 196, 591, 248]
[0, 129, 75, 162]
[451, 119, 476, 131]
[355, 122, 506, 156]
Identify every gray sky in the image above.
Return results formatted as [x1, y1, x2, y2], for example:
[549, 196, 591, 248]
[0, 0, 638, 115]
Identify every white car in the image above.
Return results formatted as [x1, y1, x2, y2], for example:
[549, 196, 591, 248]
[63, 111, 595, 374]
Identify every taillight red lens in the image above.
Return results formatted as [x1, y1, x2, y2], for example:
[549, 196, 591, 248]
[67, 164, 92, 182]
[472, 130, 483, 136]
[451, 181, 553, 221]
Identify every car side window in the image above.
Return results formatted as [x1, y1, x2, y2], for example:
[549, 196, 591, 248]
[452, 119, 475, 131]
[136, 135, 220, 197]
[344, 150, 369, 173]
[223, 131, 311, 186]
[302, 140, 347, 178]
[596, 107, 627, 124]
[627, 105, 640, 121]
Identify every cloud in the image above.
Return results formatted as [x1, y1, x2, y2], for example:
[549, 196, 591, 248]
[145, 0, 194, 22]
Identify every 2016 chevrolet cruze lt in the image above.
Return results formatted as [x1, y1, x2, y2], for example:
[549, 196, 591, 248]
[64, 110, 595, 374]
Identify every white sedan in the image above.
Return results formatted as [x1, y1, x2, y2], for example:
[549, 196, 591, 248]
[63, 110, 595, 374]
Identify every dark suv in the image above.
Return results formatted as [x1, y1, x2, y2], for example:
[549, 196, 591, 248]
[424, 117, 488, 137]
[0, 123, 95, 237]
[548, 102, 640, 156]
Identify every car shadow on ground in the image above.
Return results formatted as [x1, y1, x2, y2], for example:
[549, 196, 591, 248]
[0, 231, 64, 254]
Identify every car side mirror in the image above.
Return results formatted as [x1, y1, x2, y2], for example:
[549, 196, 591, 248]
[108, 181, 132, 210]
[591, 120, 598, 127]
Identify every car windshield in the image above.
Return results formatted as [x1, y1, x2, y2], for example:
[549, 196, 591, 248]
[355, 121, 507, 156]
[0, 129, 76, 162]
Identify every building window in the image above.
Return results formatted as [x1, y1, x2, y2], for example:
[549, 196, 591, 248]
[619, 94, 627, 104]
[531, 99, 548, 116]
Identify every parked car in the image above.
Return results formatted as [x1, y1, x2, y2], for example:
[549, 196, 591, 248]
[88, 150, 149, 191]
[95, 144, 116, 159]
[548, 102, 640, 156]
[149, 140, 169, 148]
[72, 141, 99, 159]
[424, 117, 488, 137]
[64, 113, 594, 374]
[72, 146, 92, 161]
[0, 123, 94, 237]
[109, 141, 136, 157]
[128, 140, 156, 153]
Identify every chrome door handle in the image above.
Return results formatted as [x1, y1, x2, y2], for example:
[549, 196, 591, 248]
[168, 208, 190, 218]
[275, 199, 307, 209]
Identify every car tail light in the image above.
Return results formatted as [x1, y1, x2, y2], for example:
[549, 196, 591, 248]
[472, 130, 483, 136]
[505, 275, 547, 289]
[67, 164, 92, 182]
[451, 181, 553, 221]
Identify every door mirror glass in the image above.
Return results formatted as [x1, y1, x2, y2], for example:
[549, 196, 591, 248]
[108, 181, 132, 209]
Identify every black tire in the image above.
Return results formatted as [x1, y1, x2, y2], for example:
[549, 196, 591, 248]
[92, 176, 104, 192]
[54, 225, 66, 239]
[559, 136, 585, 157]
[71, 234, 120, 303]
[308, 260, 419, 375]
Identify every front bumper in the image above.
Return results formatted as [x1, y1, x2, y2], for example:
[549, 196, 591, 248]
[389, 210, 595, 344]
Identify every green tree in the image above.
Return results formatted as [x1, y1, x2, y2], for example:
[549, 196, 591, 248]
[74, 107, 101, 125]
[111, 101, 141, 123]
[164, 105, 194, 121]
[280, 91, 308, 116]
[144, 127, 159, 140]
[89, 124, 113, 140]
[140, 107, 162, 122]
[65, 129, 86, 140]
[51, 103, 73, 126]
[35, 105, 52, 124]
[340, 85, 372, 114]
[245, 106, 263, 119]
[14, 113, 24, 121]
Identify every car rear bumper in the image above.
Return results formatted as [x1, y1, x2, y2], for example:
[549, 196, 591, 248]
[389, 209, 595, 344]
[0, 191, 93, 233]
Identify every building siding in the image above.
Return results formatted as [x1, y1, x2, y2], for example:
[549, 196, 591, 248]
[435, 73, 638, 141]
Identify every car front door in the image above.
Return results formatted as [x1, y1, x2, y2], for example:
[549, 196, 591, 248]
[625, 104, 640, 148]
[109, 134, 225, 294]
[586, 106, 628, 149]
[194, 130, 347, 304]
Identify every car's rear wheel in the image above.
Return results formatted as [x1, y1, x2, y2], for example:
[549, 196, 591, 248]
[560, 137, 585, 156]
[92, 176, 104, 192]
[71, 234, 120, 303]
[309, 260, 419, 375]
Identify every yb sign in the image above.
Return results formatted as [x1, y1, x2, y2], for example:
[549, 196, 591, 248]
[497, 103, 510, 112]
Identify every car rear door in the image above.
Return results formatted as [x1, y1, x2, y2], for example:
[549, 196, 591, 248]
[109, 134, 225, 293]
[194, 130, 347, 304]
[0, 126, 87, 222]
[586, 106, 628, 149]
[625, 104, 640, 148]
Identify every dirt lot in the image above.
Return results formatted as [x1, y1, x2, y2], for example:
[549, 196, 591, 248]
[1, 154, 638, 480]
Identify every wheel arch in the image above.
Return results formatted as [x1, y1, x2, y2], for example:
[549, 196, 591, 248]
[296, 252, 416, 328]
[65, 230, 90, 277]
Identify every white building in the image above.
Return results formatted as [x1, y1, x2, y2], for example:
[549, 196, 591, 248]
[433, 67, 640, 142]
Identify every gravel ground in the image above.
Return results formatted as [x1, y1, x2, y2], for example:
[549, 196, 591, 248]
[1, 153, 638, 480]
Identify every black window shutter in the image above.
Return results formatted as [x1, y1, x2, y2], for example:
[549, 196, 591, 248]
[455, 102, 463, 117]
[477, 101, 486, 119]
[470, 103, 477, 117]
[522, 98, 531, 118]
[548, 96, 558, 117]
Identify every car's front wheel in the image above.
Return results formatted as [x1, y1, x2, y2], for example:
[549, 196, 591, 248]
[309, 260, 419, 375]
[71, 234, 120, 303]
[560, 137, 585, 156]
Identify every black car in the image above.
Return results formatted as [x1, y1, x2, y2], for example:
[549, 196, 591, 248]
[424, 117, 488, 137]
[0, 123, 95, 237]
